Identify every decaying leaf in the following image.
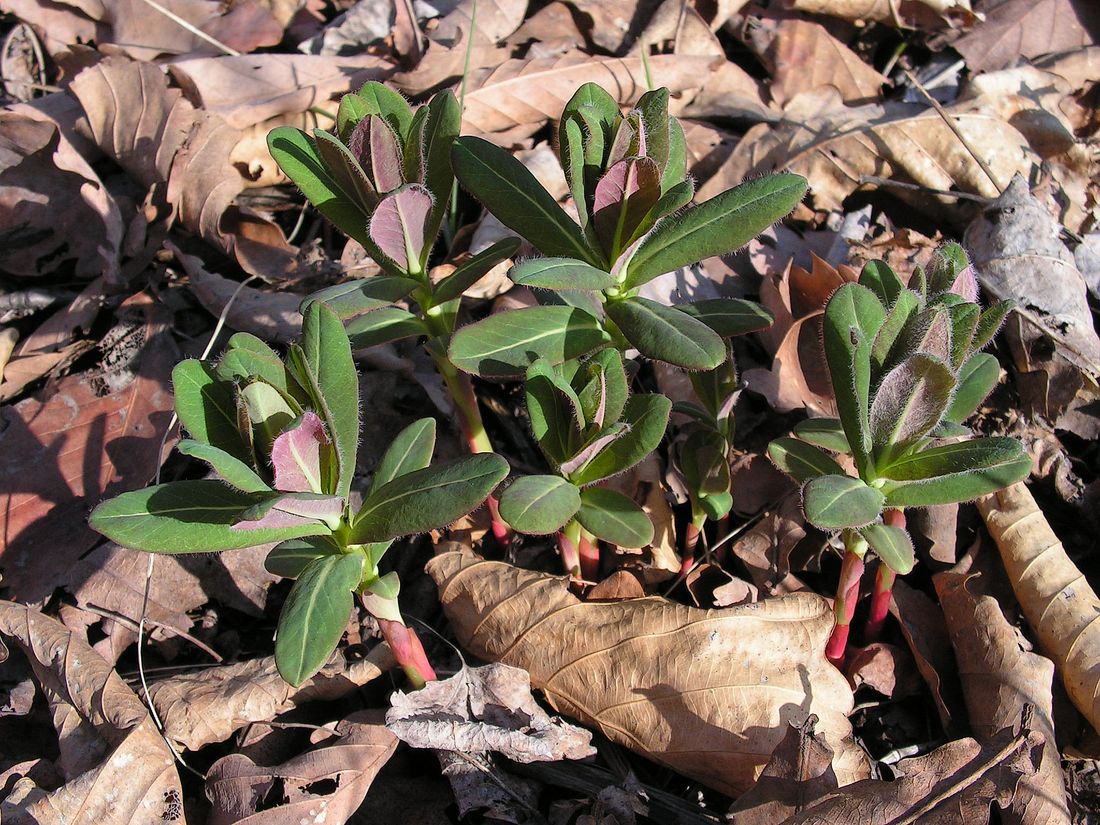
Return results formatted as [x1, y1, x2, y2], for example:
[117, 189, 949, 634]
[978, 482, 1100, 734]
[205, 710, 397, 825]
[790, 0, 975, 29]
[935, 542, 1072, 825]
[951, 0, 1100, 73]
[427, 546, 867, 795]
[387, 662, 595, 762]
[0, 600, 184, 823]
[767, 19, 886, 107]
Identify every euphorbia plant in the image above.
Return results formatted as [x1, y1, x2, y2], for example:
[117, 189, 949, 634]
[90, 302, 508, 687]
[446, 83, 789, 378]
[767, 244, 1029, 665]
[497, 350, 667, 579]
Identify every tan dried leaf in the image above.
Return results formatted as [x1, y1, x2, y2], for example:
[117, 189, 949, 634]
[206, 710, 397, 825]
[791, 0, 974, 29]
[0, 601, 184, 824]
[978, 482, 1100, 734]
[427, 547, 867, 795]
[952, 0, 1099, 74]
[935, 542, 1071, 825]
[769, 19, 886, 107]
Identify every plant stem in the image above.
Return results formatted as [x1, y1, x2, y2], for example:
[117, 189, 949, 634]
[682, 505, 706, 557]
[377, 618, 436, 689]
[865, 508, 906, 642]
[825, 531, 866, 667]
[577, 524, 600, 581]
[558, 519, 582, 578]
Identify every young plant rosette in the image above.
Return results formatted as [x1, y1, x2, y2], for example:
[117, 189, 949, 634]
[767, 244, 1030, 664]
[90, 302, 508, 687]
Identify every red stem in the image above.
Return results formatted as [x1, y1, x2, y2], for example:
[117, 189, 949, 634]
[578, 532, 600, 581]
[557, 531, 581, 579]
[865, 508, 906, 643]
[377, 619, 437, 689]
[825, 548, 865, 666]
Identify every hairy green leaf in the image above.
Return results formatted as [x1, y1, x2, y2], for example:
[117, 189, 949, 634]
[859, 260, 905, 307]
[370, 417, 436, 493]
[945, 353, 1000, 424]
[768, 437, 845, 483]
[571, 394, 671, 485]
[217, 334, 307, 406]
[510, 258, 618, 291]
[576, 486, 653, 548]
[792, 418, 850, 453]
[676, 298, 774, 338]
[879, 437, 1030, 507]
[303, 276, 420, 319]
[972, 299, 1013, 351]
[606, 297, 726, 371]
[433, 237, 521, 304]
[681, 429, 730, 496]
[264, 536, 341, 578]
[177, 440, 269, 494]
[870, 289, 920, 372]
[172, 360, 250, 463]
[802, 474, 885, 530]
[870, 354, 956, 456]
[345, 307, 428, 349]
[526, 360, 584, 464]
[498, 474, 581, 535]
[860, 523, 915, 574]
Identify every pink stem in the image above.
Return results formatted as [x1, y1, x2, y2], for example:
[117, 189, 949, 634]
[378, 619, 437, 689]
[865, 508, 906, 642]
[557, 532, 581, 579]
[683, 521, 701, 557]
[578, 532, 600, 582]
[825, 548, 865, 666]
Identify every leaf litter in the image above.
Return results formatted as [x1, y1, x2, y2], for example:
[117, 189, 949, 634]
[0, 0, 1098, 820]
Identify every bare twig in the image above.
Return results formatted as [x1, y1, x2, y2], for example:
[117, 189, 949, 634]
[858, 176, 990, 203]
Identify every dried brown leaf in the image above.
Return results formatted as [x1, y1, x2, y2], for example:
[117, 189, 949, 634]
[769, 19, 886, 107]
[844, 642, 924, 698]
[205, 710, 397, 825]
[952, 0, 1099, 74]
[0, 600, 184, 824]
[934, 542, 1071, 825]
[427, 546, 867, 795]
[0, 293, 177, 603]
[791, 0, 974, 28]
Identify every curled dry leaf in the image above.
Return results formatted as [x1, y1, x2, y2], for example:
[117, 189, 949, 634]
[205, 710, 397, 825]
[934, 542, 1071, 825]
[0, 600, 184, 824]
[426, 546, 867, 795]
[951, 0, 1100, 74]
[978, 482, 1100, 734]
[150, 645, 395, 751]
[386, 662, 596, 762]
[767, 19, 886, 107]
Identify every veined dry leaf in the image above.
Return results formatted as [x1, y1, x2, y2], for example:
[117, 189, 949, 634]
[790, 0, 974, 28]
[0, 293, 177, 603]
[769, 19, 886, 107]
[166, 54, 395, 129]
[427, 546, 867, 795]
[1, 0, 97, 57]
[0, 601, 184, 824]
[951, 0, 1100, 74]
[386, 662, 595, 762]
[728, 500, 812, 597]
[567, 0, 651, 53]
[205, 710, 397, 825]
[978, 482, 1100, 734]
[679, 60, 774, 123]
[718, 89, 1035, 215]
[459, 53, 723, 138]
[150, 645, 395, 751]
[935, 542, 1072, 825]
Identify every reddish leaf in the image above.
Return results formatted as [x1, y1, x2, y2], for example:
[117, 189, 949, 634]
[369, 185, 434, 272]
[271, 411, 329, 493]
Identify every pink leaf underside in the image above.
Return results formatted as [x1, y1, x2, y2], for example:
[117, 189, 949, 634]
[606, 114, 645, 168]
[348, 115, 404, 193]
[870, 355, 954, 446]
[369, 185, 433, 270]
[591, 370, 608, 429]
[592, 158, 661, 249]
[559, 422, 628, 476]
[916, 310, 953, 361]
[233, 493, 344, 531]
[271, 410, 329, 493]
[949, 265, 979, 302]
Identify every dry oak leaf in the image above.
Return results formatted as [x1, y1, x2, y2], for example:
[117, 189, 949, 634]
[768, 18, 886, 107]
[951, 0, 1100, 74]
[386, 662, 596, 762]
[719, 88, 1035, 215]
[790, 0, 975, 29]
[150, 645, 395, 751]
[934, 542, 1071, 825]
[978, 482, 1100, 735]
[426, 547, 867, 796]
[0, 601, 184, 824]
[205, 710, 397, 825]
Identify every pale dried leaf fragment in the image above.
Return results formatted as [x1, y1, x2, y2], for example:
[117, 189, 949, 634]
[978, 482, 1100, 733]
[427, 547, 866, 795]
[0, 601, 184, 825]
[769, 19, 886, 107]
[387, 662, 595, 762]
[791, 0, 974, 28]
[952, 0, 1100, 74]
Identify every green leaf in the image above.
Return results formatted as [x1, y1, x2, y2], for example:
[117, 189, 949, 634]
[275, 552, 364, 686]
[559, 83, 620, 224]
[345, 307, 428, 349]
[605, 297, 726, 370]
[177, 440, 270, 494]
[576, 486, 653, 548]
[498, 474, 581, 535]
[172, 360, 250, 462]
[303, 276, 420, 319]
[822, 283, 885, 478]
[946, 353, 1000, 424]
[510, 258, 618, 291]
[312, 128, 378, 212]
[216, 334, 307, 406]
[448, 305, 611, 378]
[676, 299, 774, 338]
[870, 289, 920, 372]
[420, 90, 460, 238]
[623, 174, 807, 289]
[879, 437, 1030, 507]
[265, 536, 341, 578]
[860, 523, 915, 574]
[635, 87, 671, 169]
[972, 299, 1013, 350]
[699, 489, 733, 521]
[89, 480, 327, 553]
[948, 302, 980, 370]
[869, 354, 956, 456]
[433, 238, 521, 304]
[858, 260, 905, 306]
[452, 136, 603, 266]
[573, 348, 627, 429]
[526, 360, 583, 464]
[571, 394, 671, 485]
[792, 418, 849, 453]
[802, 474, 885, 530]
[689, 356, 737, 423]
[370, 417, 436, 493]
[352, 453, 510, 542]
[768, 437, 845, 483]
[340, 81, 413, 141]
[293, 303, 360, 500]
[661, 116, 688, 195]
[681, 429, 730, 496]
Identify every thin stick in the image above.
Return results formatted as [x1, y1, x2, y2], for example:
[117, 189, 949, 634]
[133, 0, 242, 56]
[79, 605, 223, 663]
[903, 67, 1002, 193]
[858, 176, 989, 203]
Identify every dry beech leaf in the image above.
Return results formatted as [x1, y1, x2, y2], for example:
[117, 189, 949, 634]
[845, 642, 924, 699]
[150, 646, 395, 751]
[934, 542, 1072, 825]
[978, 482, 1100, 734]
[779, 722, 1043, 825]
[426, 547, 867, 795]
[0, 600, 184, 824]
[768, 19, 886, 107]
[791, 0, 974, 28]
[205, 710, 397, 825]
[727, 501, 812, 597]
[386, 662, 596, 762]
[459, 53, 722, 138]
[1, 0, 97, 57]
[951, 0, 1100, 74]
[0, 293, 177, 603]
